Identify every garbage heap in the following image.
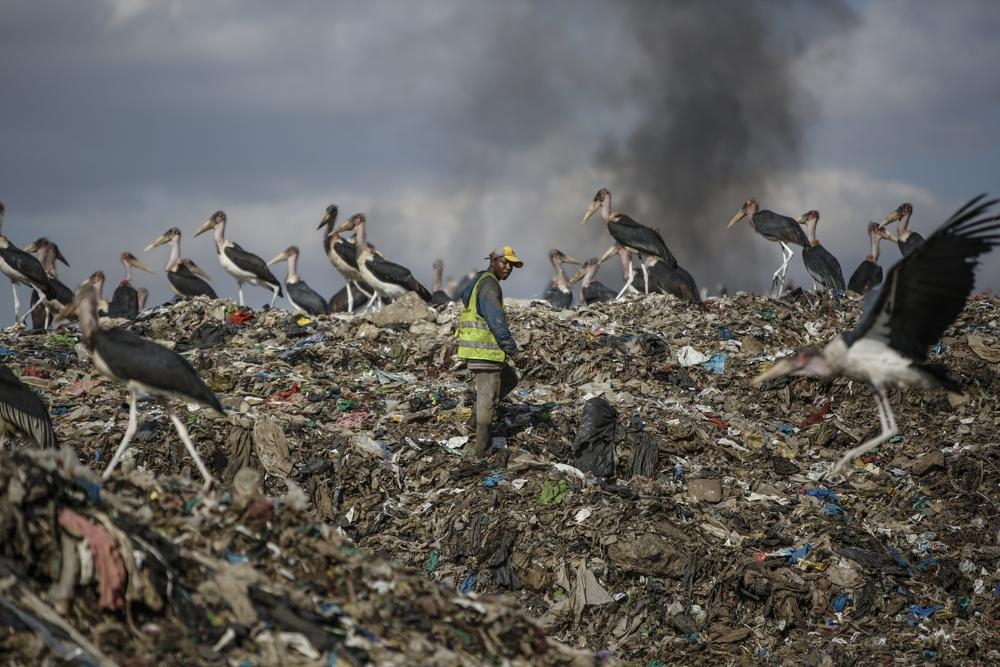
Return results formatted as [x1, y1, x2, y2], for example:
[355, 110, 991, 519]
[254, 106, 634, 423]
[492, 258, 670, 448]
[1, 290, 998, 666]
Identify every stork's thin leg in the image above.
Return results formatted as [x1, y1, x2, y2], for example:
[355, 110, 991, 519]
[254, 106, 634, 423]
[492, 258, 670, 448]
[237, 283, 245, 307]
[169, 413, 214, 492]
[346, 282, 354, 312]
[270, 287, 279, 308]
[103, 389, 141, 480]
[10, 283, 20, 321]
[615, 263, 636, 300]
[640, 261, 650, 294]
[830, 386, 897, 475]
[17, 291, 46, 326]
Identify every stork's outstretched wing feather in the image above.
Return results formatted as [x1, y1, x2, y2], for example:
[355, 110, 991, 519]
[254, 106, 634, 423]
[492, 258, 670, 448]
[847, 194, 1000, 361]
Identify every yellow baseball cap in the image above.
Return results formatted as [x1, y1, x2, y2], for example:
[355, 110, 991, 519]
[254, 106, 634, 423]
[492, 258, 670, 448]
[486, 245, 524, 268]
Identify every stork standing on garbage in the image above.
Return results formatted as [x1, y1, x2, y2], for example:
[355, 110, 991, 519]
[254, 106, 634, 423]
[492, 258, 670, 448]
[55, 283, 224, 491]
[455, 246, 524, 456]
[752, 194, 1000, 476]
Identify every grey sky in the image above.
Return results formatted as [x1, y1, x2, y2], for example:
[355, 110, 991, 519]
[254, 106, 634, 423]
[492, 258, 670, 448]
[2, 0, 999, 321]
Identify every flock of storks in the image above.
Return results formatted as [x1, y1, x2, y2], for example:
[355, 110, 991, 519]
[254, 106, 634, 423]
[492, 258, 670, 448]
[0, 188, 998, 485]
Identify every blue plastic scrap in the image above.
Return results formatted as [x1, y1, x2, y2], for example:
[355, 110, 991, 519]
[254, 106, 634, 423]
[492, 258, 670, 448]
[460, 572, 478, 594]
[776, 423, 796, 435]
[803, 487, 838, 502]
[482, 475, 504, 488]
[910, 604, 943, 619]
[702, 353, 727, 374]
[0, 346, 15, 356]
[831, 593, 850, 613]
[822, 503, 844, 517]
[788, 544, 812, 564]
[717, 325, 734, 341]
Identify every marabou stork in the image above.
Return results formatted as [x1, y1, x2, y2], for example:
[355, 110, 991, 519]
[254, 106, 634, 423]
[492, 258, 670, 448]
[55, 283, 224, 491]
[727, 198, 809, 297]
[136, 287, 149, 312]
[107, 252, 153, 320]
[880, 202, 924, 258]
[330, 213, 432, 309]
[847, 223, 895, 295]
[569, 257, 617, 305]
[0, 233, 56, 326]
[643, 256, 702, 305]
[0, 363, 58, 449]
[195, 211, 282, 307]
[266, 245, 330, 316]
[798, 210, 846, 292]
[753, 194, 1000, 475]
[145, 228, 217, 299]
[540, 249, 580, 309]
[23, 238, 73, 330]
[581, 188, 677, 298]
[317, 204, 378, 312]
[430, 258, 451, 306]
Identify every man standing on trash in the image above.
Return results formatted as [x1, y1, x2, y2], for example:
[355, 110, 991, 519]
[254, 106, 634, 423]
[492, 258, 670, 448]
[456, 246, 524, 456]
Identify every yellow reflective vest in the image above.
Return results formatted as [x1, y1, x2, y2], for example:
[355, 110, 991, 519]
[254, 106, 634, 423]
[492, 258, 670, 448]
[456, 272, 506, 362]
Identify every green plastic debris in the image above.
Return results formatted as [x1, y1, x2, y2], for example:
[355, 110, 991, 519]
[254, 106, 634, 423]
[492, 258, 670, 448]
[425, 549, 441, 573]
[44, 334, 78, 348]
[539, 479, 571, 505]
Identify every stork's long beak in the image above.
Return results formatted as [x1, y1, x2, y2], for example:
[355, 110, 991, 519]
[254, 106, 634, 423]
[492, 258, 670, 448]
[560, 254, 580, 266]
[796, 214, 808, 225]
[329, 221, 354, 237]
[194, 218, 215, 237]
[751, 357, 803, 386]
[131, 258, 153, 273]
[266, 250, 290, 266]
[145, 234, 169, 251]
[52, 300, 78, 325]
[597, 245, 618, 264]
[317, 210, 334, 229]
[567, 267, 586, 285]
[580, 201, 601, 225]
[726, 209, 746, 229]
[56, 249, 70, 267]
[23, 241, 39, 253]
[879, 211, 901, 228]
[878, 227, 898, 242]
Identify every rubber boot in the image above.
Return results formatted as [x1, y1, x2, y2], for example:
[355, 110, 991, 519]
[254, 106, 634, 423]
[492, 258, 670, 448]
[474, 371, 500, 455]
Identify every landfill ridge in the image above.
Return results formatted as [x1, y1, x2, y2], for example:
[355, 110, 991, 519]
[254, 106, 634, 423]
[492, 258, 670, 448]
[1, 290, 998, 666]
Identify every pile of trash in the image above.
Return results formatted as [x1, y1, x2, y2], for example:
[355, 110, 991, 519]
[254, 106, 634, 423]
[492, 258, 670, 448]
[1, 289, 999, 665]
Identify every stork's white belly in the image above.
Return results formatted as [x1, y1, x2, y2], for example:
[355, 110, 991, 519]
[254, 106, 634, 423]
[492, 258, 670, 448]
[218, 250, 260, 283]
[843, 338, 933, 388]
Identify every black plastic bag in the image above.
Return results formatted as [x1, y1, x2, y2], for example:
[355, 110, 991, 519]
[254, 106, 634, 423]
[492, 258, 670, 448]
[572, 397, 618, 477]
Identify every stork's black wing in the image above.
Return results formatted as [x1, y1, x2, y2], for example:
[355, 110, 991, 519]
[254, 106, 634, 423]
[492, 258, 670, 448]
[224, 244, 283, 290]
[0, 364, 58, 448]
[364, 256, 432, 302]
[0, 247, 56, 299]
[108, 284, 139, 319]
[754, 210, 810, 247]
[847, 195, 1000, 361]
[93, 328, 223, 412]
[608, 215, 678, 268]
[170, 267, 217, 298]
[287, 280, 331, 315]
[332, 238, 359, 269]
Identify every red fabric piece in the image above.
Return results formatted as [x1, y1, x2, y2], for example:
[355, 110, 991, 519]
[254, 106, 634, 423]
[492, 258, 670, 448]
[21, 367, 45, 378]
[228, 309, 255, 325]
[272, 383, 300, 402]
[800, 402, 831, 428]
[704, 413, 728, 430]
[57, 509, 127, 611]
